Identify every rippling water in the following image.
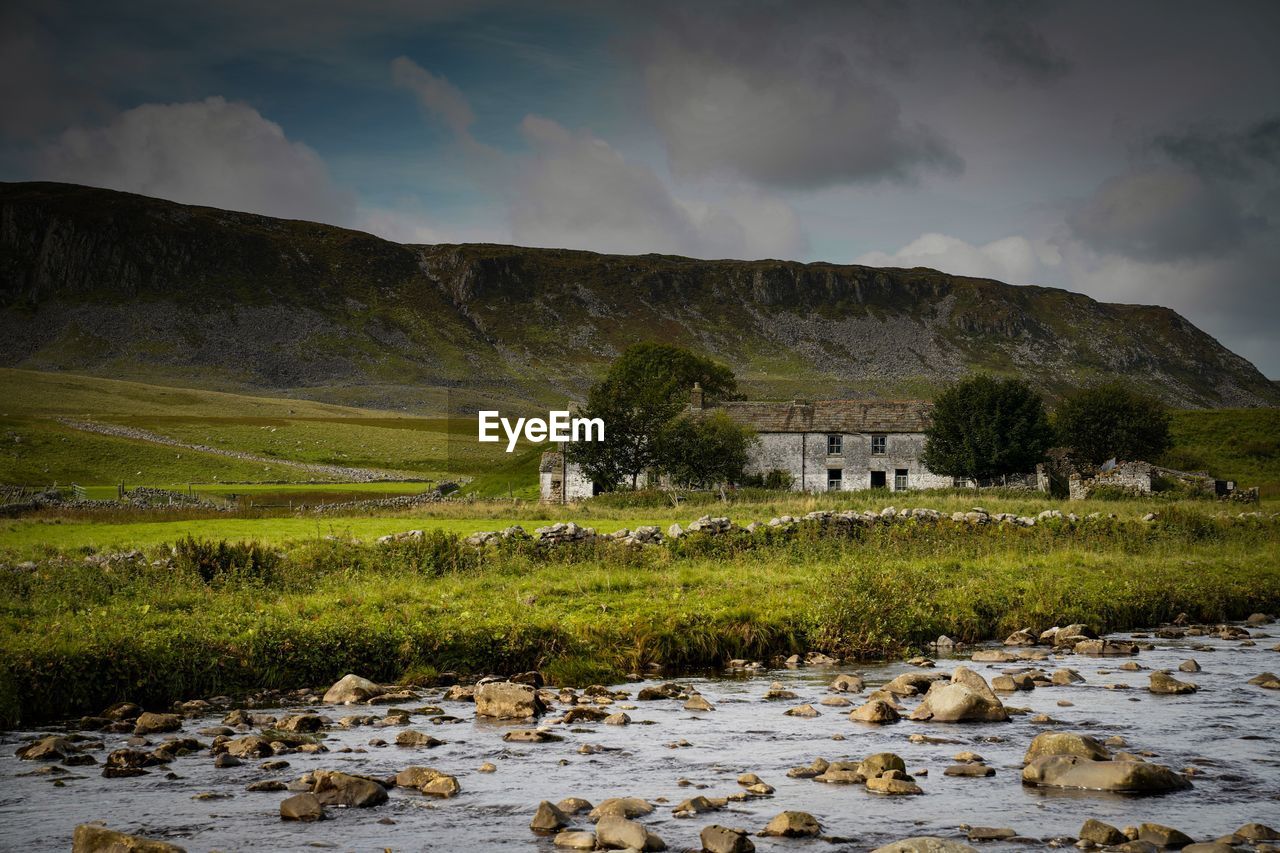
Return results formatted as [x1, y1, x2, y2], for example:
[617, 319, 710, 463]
[1, 625, 1277, 851]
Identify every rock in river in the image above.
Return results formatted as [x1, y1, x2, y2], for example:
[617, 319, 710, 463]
[1024, 732, 1112, 764]
[1079, 819, 1127, 845]
[280, 793, 326, 822]
[1150, 671, 1198, 694]
[1248, 672, 1280, 690]
[17, 736, 76, 761]
[311, 770, 388, 807]
[850, 699, 899, 723]
[1022, 755, 1191, 793]
[596, 815, 665, 851]
[475, 681, 547, 719]
[323, 674, 387, 704]
[909, 667, 1009, 723]
[133, 712, 181, 736]
[532, 800, 571, 832]
[762, 811, 821, 837]
[701, 824, 755, 853]
[590, 797, 654, 820]
[73, 824, 187, 852]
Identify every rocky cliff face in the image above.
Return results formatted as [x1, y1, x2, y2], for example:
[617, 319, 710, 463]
[2, 181, 1276, 411]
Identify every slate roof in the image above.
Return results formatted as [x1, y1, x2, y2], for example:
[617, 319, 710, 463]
[712, 400, 931, 434]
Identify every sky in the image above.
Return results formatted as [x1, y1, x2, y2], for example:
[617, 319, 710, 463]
[3, 0, 1278, 375]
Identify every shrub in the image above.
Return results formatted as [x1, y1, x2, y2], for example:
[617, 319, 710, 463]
[173, 536, 278, 586]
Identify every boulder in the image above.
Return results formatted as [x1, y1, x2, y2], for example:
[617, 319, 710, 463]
[596, 815, 665, 851]
[603, 712, 631, 725]
[395, 730, 444, 747]
[829, 673, 865, 693]
[884, 672, 943, 696]
[1051, 668, 1085, 685]
[323, 674, 386, 704]
[761, 811, 821, 838]
[133, 712, 181, 736]
[311, 770, 388, 807]
[590, 797, 654, 820]
[17, 736, 75, 761]
[701, 824, 755, 853]
[72, 825, 188, 852]
[865, 769, 923, 795]
[684, 694, 715, 712]
[279, 793, 326, 822]
[420, 775, 460, 798]
[909, 667, 1009, 723]
[1137, 823, 1194, 848]
[554, 831, 597, 850]
[277, 714, 325, 733]
[1178, 660, 1201, 673]
[1022, 755, 1191, 793]
[558, 797, 594, 815]
[1234, 823, 1280, 841]
[850, 699, 899, 723]
[1074, 639, 1138, 656]
[475, 681, 546, 718]
[224, 735, 274, 758]
[784, 704, 820, 717]
[396, 766, 446, 788]
[1079, 819, 1127, 845]
[1248, 672, 1280, 690]
[857, 752, 906, 778]
[503, 728, 562, 743]
[532, 799, 572, 831]
[1023, 732, 1112, 764]
[1149, 671, 1198, 695]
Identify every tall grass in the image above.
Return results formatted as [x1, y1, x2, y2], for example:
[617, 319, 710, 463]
[1, 513, 1276, 727]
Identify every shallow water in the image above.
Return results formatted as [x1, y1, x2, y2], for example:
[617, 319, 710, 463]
[1, 625, 1277, 852]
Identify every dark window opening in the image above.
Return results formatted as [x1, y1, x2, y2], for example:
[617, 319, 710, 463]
[827, 468, 843, 491]
[870, 470, 887, 489]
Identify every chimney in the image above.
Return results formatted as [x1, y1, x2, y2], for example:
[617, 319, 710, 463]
[690, 381, 704, 410]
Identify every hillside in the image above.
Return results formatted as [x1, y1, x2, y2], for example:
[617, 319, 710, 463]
[2, 181, 1276, 411]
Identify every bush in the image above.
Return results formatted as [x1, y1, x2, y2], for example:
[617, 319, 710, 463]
[1056, 381, 1172, 465]
[173, 536, 278, 586]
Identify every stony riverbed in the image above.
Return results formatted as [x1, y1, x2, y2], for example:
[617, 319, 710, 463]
[2, 620, 1278, 852]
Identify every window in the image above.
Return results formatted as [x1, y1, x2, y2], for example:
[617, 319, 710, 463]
[870, 470, 887, 489]
[871, 434, 887, 455]
[826, 434, 842, 455]
[895, 469, 908, 490]
[827, 468, 843, 491]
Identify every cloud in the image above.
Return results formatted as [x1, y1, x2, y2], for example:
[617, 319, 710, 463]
[391, 56, 475, 136]
[637, 11, 960, 189]
[1067, 168, 1252, 262]
[978, 20, 1071, 84]
[1154, 115, 1280, 182]
[39, 96, 354, 224]
[856, 232, 1059, 284]
[509, 115, 807, 259]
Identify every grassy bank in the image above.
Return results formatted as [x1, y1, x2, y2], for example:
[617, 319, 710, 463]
[2, 510, 1276, 727]
[2, 489, 1272, 555]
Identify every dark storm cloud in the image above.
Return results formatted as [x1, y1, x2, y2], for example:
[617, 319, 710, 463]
[1155, 116, 1280, 182]
[1068, 168, 1252, 262]
[978, 20, 1072, 84]
[634, 3, 964, 189]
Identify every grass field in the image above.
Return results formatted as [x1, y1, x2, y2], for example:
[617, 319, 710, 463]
[1, 510, 1275, 727]
[0, 368, 530, 488]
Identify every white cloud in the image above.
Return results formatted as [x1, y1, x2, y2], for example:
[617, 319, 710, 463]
[857, 232, 1059, 283]
[39, 96, 353, 224]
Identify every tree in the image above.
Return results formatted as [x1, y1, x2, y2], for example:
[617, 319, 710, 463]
[567, 343, 738, 490]
[655, 411, 756, 488]
[921, 374, 1054, 482]
[1055, 381, 1172, 465]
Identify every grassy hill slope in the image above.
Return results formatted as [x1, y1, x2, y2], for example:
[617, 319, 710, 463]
[3, 181, 1276, 411]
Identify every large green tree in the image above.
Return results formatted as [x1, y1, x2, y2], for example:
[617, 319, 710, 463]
[921, 374, 1054, 481]
[1055, 381, 1172, 465]
[656, 411, 755, 488]
[567, 343, 739, 490]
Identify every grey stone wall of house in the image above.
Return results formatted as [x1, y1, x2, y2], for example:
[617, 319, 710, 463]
[745, 430, 954, 492]
[539, 450, 594, 502]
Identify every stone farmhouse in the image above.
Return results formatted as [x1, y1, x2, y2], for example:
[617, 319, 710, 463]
[540, 385, 960, 502]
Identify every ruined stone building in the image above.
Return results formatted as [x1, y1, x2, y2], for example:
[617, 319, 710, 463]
[540, 386, 958, 501]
